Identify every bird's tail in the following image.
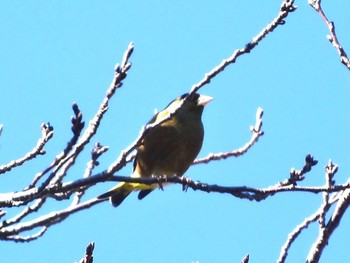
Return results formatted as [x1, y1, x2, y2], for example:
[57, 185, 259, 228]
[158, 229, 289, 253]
[98, 182, 135, 207]
[98, 182, 159, 207]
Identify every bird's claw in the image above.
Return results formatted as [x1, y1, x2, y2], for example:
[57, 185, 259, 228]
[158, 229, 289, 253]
[156, 175, 167, 191]
[181, 176, 192, 192]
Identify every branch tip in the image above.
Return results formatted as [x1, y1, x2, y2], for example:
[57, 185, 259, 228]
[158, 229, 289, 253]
[79, 242, 95, 263]
[241, 254, 250, 263]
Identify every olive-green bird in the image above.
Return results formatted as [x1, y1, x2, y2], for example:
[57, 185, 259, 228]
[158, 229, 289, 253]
[98, 92, 212, 207]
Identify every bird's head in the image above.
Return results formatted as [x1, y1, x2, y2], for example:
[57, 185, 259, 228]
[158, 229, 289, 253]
[166, 93, 213, 116]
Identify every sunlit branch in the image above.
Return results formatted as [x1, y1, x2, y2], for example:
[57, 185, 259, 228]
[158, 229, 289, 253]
[308, 0, 350, 70]
[194, 107, 263, 164]
[79, 242, 95, 263]
[27, 103, 85, 189]
[189, 0, 297, 95]
[0, 123, 53, 175]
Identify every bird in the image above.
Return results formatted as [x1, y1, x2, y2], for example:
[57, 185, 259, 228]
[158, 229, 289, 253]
[98, 92, 212, 207]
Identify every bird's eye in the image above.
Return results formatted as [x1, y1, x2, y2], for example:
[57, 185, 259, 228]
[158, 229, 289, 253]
[179, 93, 189, 100]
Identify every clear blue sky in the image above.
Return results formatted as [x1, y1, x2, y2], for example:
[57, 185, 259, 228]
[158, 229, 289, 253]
[0, 1, 349, 262]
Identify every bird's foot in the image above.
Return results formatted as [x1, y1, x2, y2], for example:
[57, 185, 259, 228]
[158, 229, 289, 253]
[155, 175, 167, 191]
[181, 176, 192, 192]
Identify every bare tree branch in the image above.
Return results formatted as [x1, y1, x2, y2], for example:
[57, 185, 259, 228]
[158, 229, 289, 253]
[27, 103, 85, 189]
[0, 199, 45, 229]
[0, 198, 103, 241]
[189, 0, 297, 95]
[37, 42, 134, 192]
[308, 0, 350, 70]
[0, 123, 53, 175]
[78, 242, 95, 263]
[0, 43, 134, 207]
[3, 227, 47, 242]
[72, 143, 109, 206]
[277, 161, 338, 263]
[194, 107, 263, 164]
[306, 161, 346, 263]
[277, 154, 318, 187]
[101, 170, 349, 202]
[241, 254, 249, 263]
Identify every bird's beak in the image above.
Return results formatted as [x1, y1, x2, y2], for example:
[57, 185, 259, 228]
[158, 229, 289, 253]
[197, 95, 213, 106]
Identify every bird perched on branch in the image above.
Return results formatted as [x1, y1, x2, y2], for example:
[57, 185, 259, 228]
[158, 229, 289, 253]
[98, 92, 212, 207]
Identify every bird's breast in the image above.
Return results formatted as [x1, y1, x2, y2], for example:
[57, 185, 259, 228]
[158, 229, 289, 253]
[135, 117, 204, 177]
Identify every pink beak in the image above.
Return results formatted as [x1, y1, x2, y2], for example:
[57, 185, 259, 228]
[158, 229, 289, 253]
[197, 94, 213, 106]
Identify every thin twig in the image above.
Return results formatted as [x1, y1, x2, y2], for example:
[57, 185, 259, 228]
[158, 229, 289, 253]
[241, 254, 249, 263]
[308, 0, 350, 70]
[0, 198, 46, 228]
[39, 43, 134, 191]
[277, 189, 337, 263]
[306, 161, 342, 263]
[79, 242, 95, 263]
[278, 210, 320, 263]
[278, 161, 339, 263]
[71, 143, 109, 206]
[27, 103, 85, 189]
[2, 227, 47, 242]
[0, 198, 103, 240]
[278, 154, 318, 187]
[0, 123, 53, 175]
[194, 107, 263, 164]
[319, 160, 337, 228]
[189, 0, 297, 94]
[0, 43, 134, 210]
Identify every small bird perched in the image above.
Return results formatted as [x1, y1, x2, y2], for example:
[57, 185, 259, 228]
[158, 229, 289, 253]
[98, 92, 212, 207]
